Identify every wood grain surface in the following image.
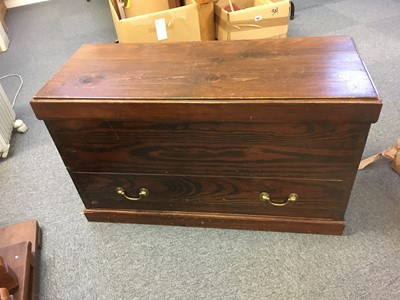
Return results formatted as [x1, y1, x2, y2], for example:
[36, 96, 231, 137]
[33, 36, 379, 101]
[71, 172, 345, 219]
[0, 242, 33, 300]
[32, 100, 382, 123]
[84, 209, 345, 235]
[46, 120, 370, 180]
[31, 36, 381, 123]
[30, 36, 382, 234]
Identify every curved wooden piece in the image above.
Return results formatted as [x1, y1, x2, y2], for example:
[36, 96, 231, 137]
[0, 287, 13, 300]
[0, 256, 19, 291]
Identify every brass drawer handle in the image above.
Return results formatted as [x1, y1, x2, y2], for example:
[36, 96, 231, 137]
[116, 187, 149, 201]
[260, 192, 298, 207]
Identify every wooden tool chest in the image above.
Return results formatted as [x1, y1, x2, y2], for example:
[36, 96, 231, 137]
[31, 36, 382, 235]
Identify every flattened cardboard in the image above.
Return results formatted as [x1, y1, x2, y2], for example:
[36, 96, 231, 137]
[359, 138, 400, 175]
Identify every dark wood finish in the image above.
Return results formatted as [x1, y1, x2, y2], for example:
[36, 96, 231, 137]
[71, 172, 346, 219]
[0, 243, 33, 300]
[0, 220, 41, 300]
[0, 221, 40, 258]
[84, 209, 345, 235]
[0, 256, 19, 292]
[33, 37, 378, 101]
[31, 37, 381, 122]
[46, 120, 370, 180]
[33, 100, 381, 123]
[31, 37, 382, 234]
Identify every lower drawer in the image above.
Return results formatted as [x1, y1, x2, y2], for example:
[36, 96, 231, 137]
[70, 172, 347, 220]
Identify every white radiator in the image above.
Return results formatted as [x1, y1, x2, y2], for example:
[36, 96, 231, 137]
[0, 83, 15, 158]
[0, 82, 27, 158]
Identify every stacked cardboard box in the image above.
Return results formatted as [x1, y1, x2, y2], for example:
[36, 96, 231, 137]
[108, 0, 291, 43]
[215, 0, 290, 40]
[109, 0, 214, 43]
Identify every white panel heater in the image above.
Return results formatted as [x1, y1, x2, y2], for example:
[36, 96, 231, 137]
[0, 82, 27, 158]
[0, 83, 15, 158]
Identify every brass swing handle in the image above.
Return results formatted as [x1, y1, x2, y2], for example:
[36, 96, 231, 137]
[116, 187, 149, 201]
[260, 192, 298, 207]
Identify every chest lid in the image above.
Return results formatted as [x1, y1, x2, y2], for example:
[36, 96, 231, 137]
[31, 36, 381, 123]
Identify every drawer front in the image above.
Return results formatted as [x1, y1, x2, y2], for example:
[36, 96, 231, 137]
[70, 172, 347, 219]
[47, 120, 370, 180]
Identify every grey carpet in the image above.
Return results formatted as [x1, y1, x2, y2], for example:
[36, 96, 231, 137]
[0, 0, 399, 299]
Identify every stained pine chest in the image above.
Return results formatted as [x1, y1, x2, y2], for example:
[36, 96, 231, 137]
[31, 36, 382, 235]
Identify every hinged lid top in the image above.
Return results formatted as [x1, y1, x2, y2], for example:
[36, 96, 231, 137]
[34, 36, 378, 100]
[31, 36, 382, 122]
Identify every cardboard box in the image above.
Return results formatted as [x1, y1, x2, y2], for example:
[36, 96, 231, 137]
[109, 0, 214, 43]
[197, 0, 215, 40]
[125, 0, 169, 18]
[0, 0, 6, 22]
[0, 19, 9, 52]
[215, 0, 290, 40]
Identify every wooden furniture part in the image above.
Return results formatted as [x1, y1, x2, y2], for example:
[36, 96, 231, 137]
[0, 256, 18, 292]
[0, 284, 14, 300]
[30, 37, 382, 235]
[0, 220, 41, 300]
[1, 287, 13, 300]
